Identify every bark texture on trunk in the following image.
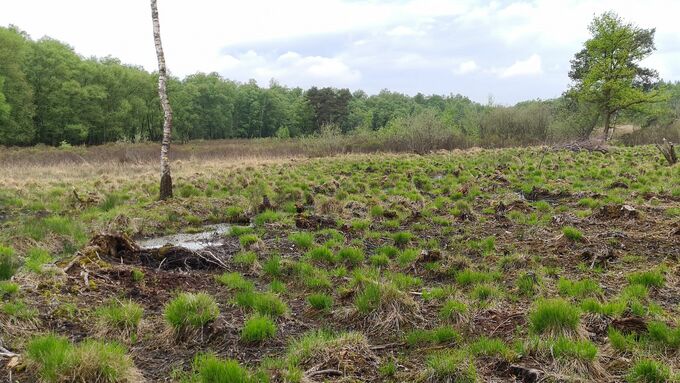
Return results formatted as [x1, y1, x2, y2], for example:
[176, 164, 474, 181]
[151, 0, 173, 200]
[602, 111, 612, 141]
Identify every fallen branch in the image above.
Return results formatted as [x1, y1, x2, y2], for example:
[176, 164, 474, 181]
[304, 369, 343, 378]
[0, 345, 18, 359]
[370, 342, 404, 350]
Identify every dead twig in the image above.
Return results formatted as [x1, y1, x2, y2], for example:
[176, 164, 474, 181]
[304, 369, 343, 378]
[490, 313, 524, 336]
[370, 342, 404, 350]
[0, 345, 18, 358]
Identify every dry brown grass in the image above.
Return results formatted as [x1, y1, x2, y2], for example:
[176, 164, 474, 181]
[0, 138, 480, 189]
[0, 154, 301, 189]
[0, 139, 309, 187]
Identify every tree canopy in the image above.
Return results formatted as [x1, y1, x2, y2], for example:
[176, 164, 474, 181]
[568, 11, 664, 138]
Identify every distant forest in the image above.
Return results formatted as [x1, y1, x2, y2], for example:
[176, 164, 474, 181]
[1, 25, 679, 147]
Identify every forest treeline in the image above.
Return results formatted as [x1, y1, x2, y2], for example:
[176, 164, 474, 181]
[1, 25, 679, 148]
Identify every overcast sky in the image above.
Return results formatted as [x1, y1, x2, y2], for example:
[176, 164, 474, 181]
[2, 0, 680, 104]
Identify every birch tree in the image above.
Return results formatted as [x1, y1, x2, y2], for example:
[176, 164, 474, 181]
[150, 0, 173, 199]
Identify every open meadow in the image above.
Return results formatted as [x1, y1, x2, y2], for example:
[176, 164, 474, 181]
[1, 144, 679, 382]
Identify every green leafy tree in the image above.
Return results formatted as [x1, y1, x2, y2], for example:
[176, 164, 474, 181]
[568, 11, 664, 139]
[0, 26, 35, 145]
[0, 77, 10, 122]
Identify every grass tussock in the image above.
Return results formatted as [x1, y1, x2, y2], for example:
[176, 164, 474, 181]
[0, 245, 19, 280]
[529, 298, 581, 337]
[25, 334, 141, 382]
[95, 300, 143, 339]
[164, 292, 219, 336]
[425, 350, 477, 383]
[279, 331, 380, 380]
[351, 278, 423, 335]
[184, 353, 261, 383]
[241, 314, 277, 343]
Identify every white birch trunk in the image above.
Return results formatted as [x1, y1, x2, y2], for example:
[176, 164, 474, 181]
[151, 0, 173, 199]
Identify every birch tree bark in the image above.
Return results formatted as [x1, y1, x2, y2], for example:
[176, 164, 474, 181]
[151, 0, 173, 200]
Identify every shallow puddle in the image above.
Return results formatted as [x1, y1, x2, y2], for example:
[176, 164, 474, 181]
[136, 223, 232, 251]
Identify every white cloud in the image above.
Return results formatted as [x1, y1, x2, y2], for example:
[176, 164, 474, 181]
[497, 54, 543, 78]
[386, 25, 425, 37]
[214, 50, 360, 88]
[455, 60, 478, 75]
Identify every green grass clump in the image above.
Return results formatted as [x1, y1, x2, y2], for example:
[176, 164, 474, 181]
[251, 293, 287, 317]
[281, 331, 370, 376]
[646, 321, 680, 349]
[396, 249, 419, 266]
[392, 231, 412, 247]
[405, 326, 460, 347]
[230, 225, 254, 237]
[236, 291, 288, 317]
[626, 359, 671, 383]
[455, 269, 498, 286]
[336, 247, 365, 266]
[216, 272, 254, 292]
[26, 334, 71, 382]
[627, 270, 665, 289]
[0, 245, 18, 280]
[422, 286, 455, 301]
[190, 353, 256, 383]
[468, 337, 512, 359]
[551, 337, 598, 361]
[529, 298, 580, 336]
[24, 247, 53, 273]
[351, 219, 370, 230]
[354, 283, 382, 314]
[164, 292, 219, 331]
[469, 236, 495, 255]
[439, 299, 468, 321]
[289, 232, 314, 249]
[608, 327, 638, 352]
[239, 234, 260, 248]
[470, 284, 500, 302]
[370, 205, 384, 217]
[426, 350, 477, 383]
[294, 262, 332, 290]
[26, 335, 137, 383]
[562, 226, 584, 242]
[131, 268, 144, 282]
[263, 255, 282, 277]
[307, 293, 333, 311]
[306, 247, 335, 263]
[376, 245, 400, 258]
[241, 314, 277, 343]
[516, 272, 539, 296]
[254, 210, 283, 226]
[369, 253, 390, 267]
[0, 281, 19, 297]
[99, 192, 124, 212]
[2, 299, 38, 320]
[95, 300, 143, 333]
[69, 340, 137, 382]
[23, 216, 87, 247]
[557, 277, 602, 298]
[578, 197, 600, 209]
[389, 272, 422, 290]
[233, 251, 258, 267]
